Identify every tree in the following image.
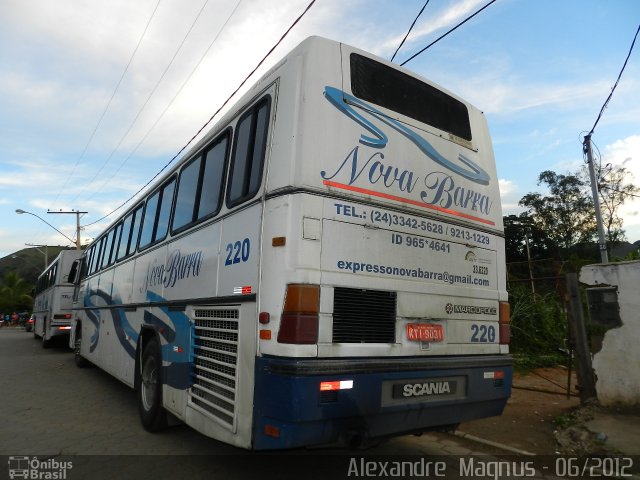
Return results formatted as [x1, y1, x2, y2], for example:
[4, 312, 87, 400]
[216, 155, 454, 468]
[0, 271, 33, 312]
[581, 163, 640, 244]
[503, 212, 558, 262]
[519, 170, 596, 251]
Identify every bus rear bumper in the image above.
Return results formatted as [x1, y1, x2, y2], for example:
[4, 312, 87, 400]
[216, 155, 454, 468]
[49, 324, 72, 338]
[252, 355, 512, 450]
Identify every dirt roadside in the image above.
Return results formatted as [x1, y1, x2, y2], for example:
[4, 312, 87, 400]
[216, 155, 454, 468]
[458, 366, 581, 455]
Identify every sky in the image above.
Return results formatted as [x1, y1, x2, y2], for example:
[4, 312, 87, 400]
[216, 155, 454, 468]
[1, 0, 639, 260]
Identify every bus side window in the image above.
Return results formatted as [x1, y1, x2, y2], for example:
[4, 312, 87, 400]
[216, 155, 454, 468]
[172, 156, 201, 232]
[227, 98, 270, 207]
[139, 178, 176, 251]
[49, 264, 57, 287]
[128, 206, 143, 256]
[139, 192, 159, 250]
[109, 222, 123, 266]
[198, 133, 228, 219]
[101, 228, 115, 270]
[92, 237, 105, 274]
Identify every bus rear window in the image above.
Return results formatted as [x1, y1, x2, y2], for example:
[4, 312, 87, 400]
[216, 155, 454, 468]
[350, 53, 472, 141]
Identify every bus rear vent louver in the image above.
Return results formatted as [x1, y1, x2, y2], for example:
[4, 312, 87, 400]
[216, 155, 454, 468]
[332, 288, 396, 343]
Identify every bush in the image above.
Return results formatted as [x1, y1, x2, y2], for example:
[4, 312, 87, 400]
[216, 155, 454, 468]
[509, 285, 567, 357]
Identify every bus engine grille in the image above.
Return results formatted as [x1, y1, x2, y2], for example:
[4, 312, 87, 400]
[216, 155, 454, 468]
[190, 308, 239, 430]
[332, 288, 397, 343]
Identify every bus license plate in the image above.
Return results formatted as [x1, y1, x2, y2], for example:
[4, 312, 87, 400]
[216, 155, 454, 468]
[407, 323, 443, 342]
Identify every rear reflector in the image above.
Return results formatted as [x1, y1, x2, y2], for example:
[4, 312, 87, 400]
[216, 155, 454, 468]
[499, 301, 510, 345]
[259, 330, 272, 340]
[277, 284, 320, 344]
[58, 326, 72, 330]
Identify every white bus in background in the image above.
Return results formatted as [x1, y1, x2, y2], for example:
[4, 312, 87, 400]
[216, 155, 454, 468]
[71, 36, 511, 450]
[33, 249, 82, 347]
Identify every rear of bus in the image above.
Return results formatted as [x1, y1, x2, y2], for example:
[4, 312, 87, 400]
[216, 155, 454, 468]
[253, 37, 511, 449]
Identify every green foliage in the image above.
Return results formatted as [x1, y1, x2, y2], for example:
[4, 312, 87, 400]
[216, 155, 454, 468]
[512, 353, 567, 373]
[0, 271, 33, 312]
[519, 170, 596, 250]
[509, 285, 567, 356]
[553, 413, 578, 429]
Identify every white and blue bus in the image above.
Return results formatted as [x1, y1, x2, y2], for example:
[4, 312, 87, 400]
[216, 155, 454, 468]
[71, 36, 511, 450]
[33, 249, 82, 347]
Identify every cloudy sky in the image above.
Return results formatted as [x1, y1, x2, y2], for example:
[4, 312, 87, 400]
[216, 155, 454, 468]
[1, 0, 639, 259]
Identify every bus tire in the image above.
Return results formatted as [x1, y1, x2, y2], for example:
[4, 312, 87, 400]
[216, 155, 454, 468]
[137, 337, 167, 432]
[74, 326, 90, 368]
[42, 320, 50, 348]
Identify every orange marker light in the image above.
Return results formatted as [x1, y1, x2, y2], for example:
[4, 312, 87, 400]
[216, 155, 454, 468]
[259, 330, 272, 340]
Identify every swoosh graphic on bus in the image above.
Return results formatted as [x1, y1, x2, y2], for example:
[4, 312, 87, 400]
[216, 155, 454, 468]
[84, 288, 137, 357]
[323, 86, 490, 186]
[82, 288, 191, 389]
[323, 179, 496, 226]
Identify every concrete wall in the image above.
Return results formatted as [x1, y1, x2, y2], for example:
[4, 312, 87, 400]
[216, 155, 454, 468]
[580, 261, 640, 407]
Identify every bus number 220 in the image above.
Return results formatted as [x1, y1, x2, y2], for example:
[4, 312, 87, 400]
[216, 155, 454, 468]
[225, 238, 250, 266]
[471, 324, 496, 343]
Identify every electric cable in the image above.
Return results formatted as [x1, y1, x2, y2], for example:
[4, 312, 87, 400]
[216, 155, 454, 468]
[52, 0, 162, 206]
[400, 0, 497, 66]
[83, 0, 244, 204]
[83, 0, 317, 228]
[588, 23, 640, 136]
[390, 0, 430, 63]
[70, 0, 211, 204]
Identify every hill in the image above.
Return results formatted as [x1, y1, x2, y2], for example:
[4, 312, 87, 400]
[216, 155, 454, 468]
[0, 246, 71, 287]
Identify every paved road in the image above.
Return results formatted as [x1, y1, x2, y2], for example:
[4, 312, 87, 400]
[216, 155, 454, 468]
[0, 327, 508, 479]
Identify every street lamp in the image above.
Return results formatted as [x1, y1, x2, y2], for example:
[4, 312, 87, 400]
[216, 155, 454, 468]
[25, 243, 49, 269]
[15, 209, 76, 247]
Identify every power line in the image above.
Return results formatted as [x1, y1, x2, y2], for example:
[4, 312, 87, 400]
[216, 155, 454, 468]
[390, 0, 430, 63]
[53, 0, 162, 206]
[400, 0, 497, 66]
[588, 23, 640, 136]
[84, 0, 317, 228]
[82, 0, 243, 205]
[70, 0, 211, 205]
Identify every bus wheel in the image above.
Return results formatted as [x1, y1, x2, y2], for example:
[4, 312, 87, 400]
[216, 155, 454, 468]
[74, 327, 89, 368]
[137, 337, 167, 432]
[42, 321, 50, 349]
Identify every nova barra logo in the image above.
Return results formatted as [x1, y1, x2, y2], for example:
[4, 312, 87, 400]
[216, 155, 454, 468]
[143, 249, 203, 292]
[322, 86, 495, 225]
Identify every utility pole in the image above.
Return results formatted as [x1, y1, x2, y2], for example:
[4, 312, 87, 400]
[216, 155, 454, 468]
[583, 134, 609, 263]
[47, 210, 88, 250]
[524, 229, 535, 294]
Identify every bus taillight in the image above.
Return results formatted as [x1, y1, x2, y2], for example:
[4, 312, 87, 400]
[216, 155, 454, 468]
[499, 301, 510, 345]
[53, 314, 72, 319]
[277, 284, 319, 344]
